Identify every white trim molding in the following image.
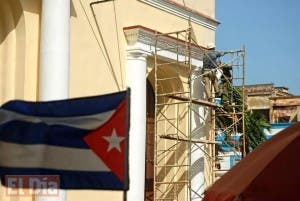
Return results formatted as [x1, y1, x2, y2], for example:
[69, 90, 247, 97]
[139, 0, 219, 30]
[124, 25, 204, 68]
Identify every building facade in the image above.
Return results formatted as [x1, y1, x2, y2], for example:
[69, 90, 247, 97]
[245, 83, 292, 121]
[245, 83, 300, 142]
[0, 0, 219, 200]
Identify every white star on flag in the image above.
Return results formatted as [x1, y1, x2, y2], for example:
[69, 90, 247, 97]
[103, 129, 125, 152]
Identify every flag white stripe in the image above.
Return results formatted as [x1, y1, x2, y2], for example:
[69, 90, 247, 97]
[0, 109, 115, 130]
[0, 141, 110, 172]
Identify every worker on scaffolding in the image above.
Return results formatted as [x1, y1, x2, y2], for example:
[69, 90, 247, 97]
[203, 43, 230, 100]
[219, 64, 233, 102]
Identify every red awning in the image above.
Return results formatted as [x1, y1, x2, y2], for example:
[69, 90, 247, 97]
[204, 122, 300, 201]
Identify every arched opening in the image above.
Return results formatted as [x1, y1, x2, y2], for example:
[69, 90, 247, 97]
[145, 79, 155, 201]
[145, 60, 187, 200]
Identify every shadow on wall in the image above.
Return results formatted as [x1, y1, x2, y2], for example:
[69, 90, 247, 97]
[0, 0, 78, 45]
[0, 0, 23, 44]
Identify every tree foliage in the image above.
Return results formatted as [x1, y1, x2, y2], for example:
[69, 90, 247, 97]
[244, 111, 270, 153]
[217, 80, 270, 154]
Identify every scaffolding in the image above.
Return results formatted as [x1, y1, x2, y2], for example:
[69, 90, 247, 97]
[152, 26, 246, 200]
[214, 48, 246, 177]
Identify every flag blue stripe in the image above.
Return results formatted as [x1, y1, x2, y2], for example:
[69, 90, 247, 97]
[0, 121, 89, 148]
[0, 167, 127, 190]
[1, 91, 126, 117]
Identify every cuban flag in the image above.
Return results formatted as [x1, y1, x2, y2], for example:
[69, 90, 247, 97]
[0, 90, 129, 190]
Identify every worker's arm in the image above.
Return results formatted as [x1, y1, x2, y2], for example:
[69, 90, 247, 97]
[215, 50, 236, 57]
[219, 51, 236, 56]
[216, 51, 227, 57]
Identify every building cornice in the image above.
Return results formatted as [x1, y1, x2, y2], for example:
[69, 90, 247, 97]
[138, 0, 220, 30]
[123, 25, 205, 66]
[270, 96, 300, 100]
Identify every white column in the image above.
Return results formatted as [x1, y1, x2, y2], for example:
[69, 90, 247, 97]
[191, 71, 207, 201]
[126, 49, 147, 201]
[37, 0, 70, 201]
[39, 0, 70, 101]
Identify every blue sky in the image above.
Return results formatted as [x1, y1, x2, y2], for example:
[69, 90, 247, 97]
[216, 0, 300, 95]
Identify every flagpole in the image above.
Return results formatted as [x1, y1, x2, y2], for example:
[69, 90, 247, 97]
[123, 191, 127, 201]
[36, 0, 70, 200]
[123, 88, 130, 201]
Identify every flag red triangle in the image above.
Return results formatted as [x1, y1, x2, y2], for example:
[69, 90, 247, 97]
[84, 99, 127, 182]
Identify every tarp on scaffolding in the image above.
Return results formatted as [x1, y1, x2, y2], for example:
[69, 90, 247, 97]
[204, 122, 300, 201]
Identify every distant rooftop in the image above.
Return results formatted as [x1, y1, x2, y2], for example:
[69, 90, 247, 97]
[245, 83, 293, 97]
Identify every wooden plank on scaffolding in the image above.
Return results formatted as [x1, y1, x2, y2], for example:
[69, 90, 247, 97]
[168, 95, 222, 108]
[160, 134, 221, 144]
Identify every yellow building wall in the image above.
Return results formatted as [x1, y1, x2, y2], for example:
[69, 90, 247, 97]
[0, 0, 41, 103]
[171, 0, 215, 17]
[0, 0, 216, 102]
[70, 0, 216, 97]
[0, 0, 217, 200]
